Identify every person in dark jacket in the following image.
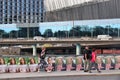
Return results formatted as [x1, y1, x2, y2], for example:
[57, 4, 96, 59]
[83, 46, 92, 72]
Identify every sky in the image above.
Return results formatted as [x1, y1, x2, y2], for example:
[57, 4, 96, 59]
[0, 24, 18, 33]
[39, 19, 120, 34]
[0, 19, 120, 33]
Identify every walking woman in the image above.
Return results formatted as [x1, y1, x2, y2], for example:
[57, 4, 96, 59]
[89, 48, 101, 73]
[39, 47, 47, 70]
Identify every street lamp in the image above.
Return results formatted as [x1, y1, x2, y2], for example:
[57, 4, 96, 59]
[16, 27, 19, 38]
[65, 24, 69, 38]
[0, 33, 3, 39]
[66, 24, 69, 38]
[73, 20, 75, 38]
[118, 27, 119, 38]
[91, 27, 93, 38]
[9, 32, 11, 39]
[107, 25, 110, 35]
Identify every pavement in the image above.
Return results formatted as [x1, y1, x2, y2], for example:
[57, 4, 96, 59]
[0, 70, 120, 80]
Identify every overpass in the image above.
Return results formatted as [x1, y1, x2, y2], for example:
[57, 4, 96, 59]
[0, 39, 120, 56]
[0, 39, 120, 45]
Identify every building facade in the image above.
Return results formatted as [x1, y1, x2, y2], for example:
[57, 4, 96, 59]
[44, 0, 96, 11]
[0, 0, 44, 24]
[44, 0, 120, 22]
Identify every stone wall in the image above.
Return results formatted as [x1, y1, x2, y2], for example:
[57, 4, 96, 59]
[0, 47, 20, 55]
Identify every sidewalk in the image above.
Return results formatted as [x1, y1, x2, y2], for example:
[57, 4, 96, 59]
[0, 70, 120, 79]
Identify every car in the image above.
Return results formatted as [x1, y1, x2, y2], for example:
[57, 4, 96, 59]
[97, 35, 112, 40]
[33, 36, 45, 40]
[80, 37, 92, 40]
[47, 37, 59, 41]
[17, 38, 25, 40]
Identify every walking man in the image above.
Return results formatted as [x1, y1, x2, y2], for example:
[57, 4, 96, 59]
[83, 46, 92, 72]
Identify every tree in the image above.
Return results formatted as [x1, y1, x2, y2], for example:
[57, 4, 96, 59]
[43, 29, 53, 37]
[29, 27, 41, 37]
[81, 25, 91, 37]
[33, 27, 41, 36]
[18, 28, 27, 37]
[9, 30, 18, 38]
[112, 28, 118, 37]
[17, 27, 41, 38]
[69, 26, 82, 37]
[93, 26, 105, 36]
[0, 29, 6, 38]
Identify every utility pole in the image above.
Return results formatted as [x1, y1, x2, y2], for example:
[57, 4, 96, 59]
[73, 20, 74, 38]
[118, 27, 119, 38]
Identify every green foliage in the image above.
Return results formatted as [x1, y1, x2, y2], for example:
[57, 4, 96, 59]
[0, 24, 119, 38]
[3, 57, 9, 65]
[34, 57, 39, 64]
[43, 29, 53, 37]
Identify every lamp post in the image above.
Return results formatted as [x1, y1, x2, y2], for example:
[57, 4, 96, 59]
[118, 27, 119, 38]
[66, 24, 69, 38]
[91, 27, 94, 38]
[9, 32, 11, 39]
[0, 33, 3, 39]
[65, 24, 69, 38]
[16, 28, 19, 38]
[107, 26, 110, 35]
[73, 20, 75, 38]
[16, 21, 21, 38]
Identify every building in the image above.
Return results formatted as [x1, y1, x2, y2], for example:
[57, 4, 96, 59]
[0, 0, 120, 38]
[0, 0, 44, 24]
[44, 0, 95, 11]
[44, 0, 120, 22]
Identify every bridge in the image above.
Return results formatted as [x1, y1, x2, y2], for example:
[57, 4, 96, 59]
[0, 39, 120, 45]
[1, 38, 120, 56]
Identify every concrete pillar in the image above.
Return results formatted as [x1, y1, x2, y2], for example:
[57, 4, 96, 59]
[32, 44, 36, 56]
[76, 43, 81, 56]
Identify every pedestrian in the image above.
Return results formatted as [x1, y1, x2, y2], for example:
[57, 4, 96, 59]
[83, 46, 92, 72]
[39, 47, 47, 71]
[89, 48, 101, 73]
